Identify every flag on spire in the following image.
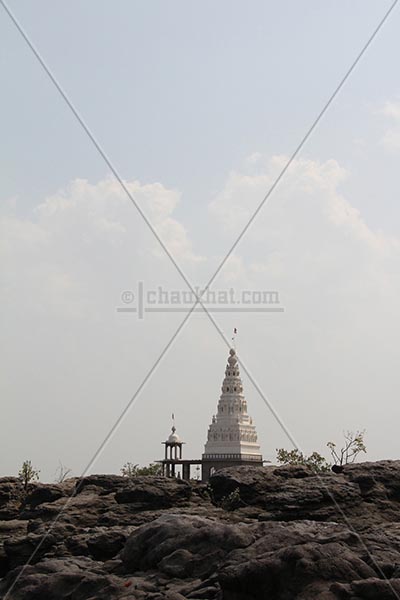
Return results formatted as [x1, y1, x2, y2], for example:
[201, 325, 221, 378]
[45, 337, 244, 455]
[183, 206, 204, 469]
[231, 327, 237, 348]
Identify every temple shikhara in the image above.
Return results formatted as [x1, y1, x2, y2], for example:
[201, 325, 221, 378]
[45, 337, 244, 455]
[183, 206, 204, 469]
[201, 347, 263, 479]
[159, 346, 263, 482]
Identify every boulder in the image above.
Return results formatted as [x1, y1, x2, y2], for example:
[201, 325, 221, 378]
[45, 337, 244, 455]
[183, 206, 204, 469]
[0, 477, 24, 520]
[0, 556, 127, 600]
[0, 520, 29, 575]
[331, 577, 400, 599]
[75, 474, 127, 495]
[121, 514, 254, 578]
[115, 477, 192, 509]
[0, 519, 28, 540]
[3, 532, 58, 569]
[218, 521, 376, 599]
[25, 484, 64, 508]
[209, 464, 363, 522]
[344, 460, 400, 502]
[87, 529, 127, 561]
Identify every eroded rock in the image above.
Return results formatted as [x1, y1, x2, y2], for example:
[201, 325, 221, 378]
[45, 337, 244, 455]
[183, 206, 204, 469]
[1, 462, 400, 599]
[121, 514, 254, 579]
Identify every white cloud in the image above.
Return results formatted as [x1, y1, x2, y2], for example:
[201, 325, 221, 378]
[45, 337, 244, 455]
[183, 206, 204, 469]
[208, 154, 400, 460]
[1, 177, 203, 320]
[0, 176, 210, 480]
[381, 101, 400, 120]
[210, 153, 397, 258]
[35, 177, 199, 256]
[2, 158, 400, 479]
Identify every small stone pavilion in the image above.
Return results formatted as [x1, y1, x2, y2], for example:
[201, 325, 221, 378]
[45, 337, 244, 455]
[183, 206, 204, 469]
[158, 347, 263, 482]
[160, 424, 201, 479]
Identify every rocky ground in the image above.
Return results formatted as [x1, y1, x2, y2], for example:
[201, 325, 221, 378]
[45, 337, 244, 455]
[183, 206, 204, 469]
[1, 461, 400, 599]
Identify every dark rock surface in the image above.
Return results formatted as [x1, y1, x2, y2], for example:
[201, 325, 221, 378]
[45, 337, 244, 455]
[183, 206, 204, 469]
[115, 477, 192, 508]
[1, 461, 400, 599]
[121, 514, 254, 579]
[0, 479, 23, 522]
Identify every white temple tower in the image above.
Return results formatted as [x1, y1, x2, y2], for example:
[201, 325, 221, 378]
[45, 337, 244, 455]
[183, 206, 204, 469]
[202, 347, 263, 481]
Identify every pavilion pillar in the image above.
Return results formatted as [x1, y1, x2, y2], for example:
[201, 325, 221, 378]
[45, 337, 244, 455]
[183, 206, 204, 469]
[182, 463, 190, 480]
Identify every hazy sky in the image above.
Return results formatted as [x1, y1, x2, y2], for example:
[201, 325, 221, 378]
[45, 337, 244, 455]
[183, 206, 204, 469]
[2, 0, 400, 481]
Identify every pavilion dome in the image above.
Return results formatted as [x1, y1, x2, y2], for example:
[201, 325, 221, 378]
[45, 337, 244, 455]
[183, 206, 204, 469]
[167, 426, 181, 444]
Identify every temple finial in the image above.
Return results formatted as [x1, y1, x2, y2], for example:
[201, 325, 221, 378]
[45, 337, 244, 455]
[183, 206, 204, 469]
[231, 327, 237, 350]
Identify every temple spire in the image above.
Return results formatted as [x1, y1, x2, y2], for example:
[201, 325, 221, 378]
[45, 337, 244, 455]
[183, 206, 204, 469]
[202, 346, 262, 480]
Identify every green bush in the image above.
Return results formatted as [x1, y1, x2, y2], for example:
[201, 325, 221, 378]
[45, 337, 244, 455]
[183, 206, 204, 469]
[121, 462, 162, 477]
[220, 487, 242, 511]
[276, 448, 331, 473]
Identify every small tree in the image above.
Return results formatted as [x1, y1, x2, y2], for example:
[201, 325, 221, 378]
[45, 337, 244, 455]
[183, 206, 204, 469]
[18, 460, 40, 490]
[121, 462, 162, 477]
[327, 430, 366, 467]
[276, 448, 331, 473]
[121, 462, 139, 477]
